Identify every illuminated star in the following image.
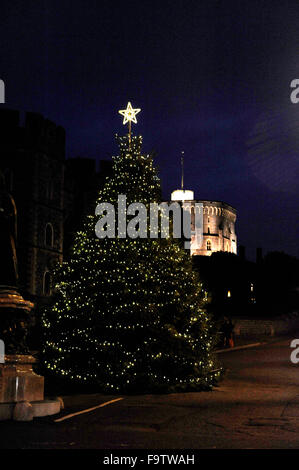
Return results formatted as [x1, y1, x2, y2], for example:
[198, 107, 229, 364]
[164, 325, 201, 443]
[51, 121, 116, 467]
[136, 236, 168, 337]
[118, 102, 141, 125]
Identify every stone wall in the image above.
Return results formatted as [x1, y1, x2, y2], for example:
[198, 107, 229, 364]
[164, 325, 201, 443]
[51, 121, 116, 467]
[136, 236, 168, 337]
[191, 200, 237, 256]
[233, 312, 299, 338]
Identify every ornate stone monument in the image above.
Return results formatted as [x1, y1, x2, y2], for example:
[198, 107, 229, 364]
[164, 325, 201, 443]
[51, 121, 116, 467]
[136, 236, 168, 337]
[0, 172, 62, 420]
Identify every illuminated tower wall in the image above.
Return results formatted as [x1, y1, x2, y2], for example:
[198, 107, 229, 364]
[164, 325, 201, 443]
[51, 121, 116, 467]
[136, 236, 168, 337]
[171, 191, 237, 256]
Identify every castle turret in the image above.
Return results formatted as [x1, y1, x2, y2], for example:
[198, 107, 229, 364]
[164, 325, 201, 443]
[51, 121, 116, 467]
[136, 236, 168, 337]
[169, 153, 237, 256]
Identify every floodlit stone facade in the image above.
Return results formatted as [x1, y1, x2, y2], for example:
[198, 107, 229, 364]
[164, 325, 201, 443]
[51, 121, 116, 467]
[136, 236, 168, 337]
[171, 191, 237, 256]
[191, 200, 237, 256]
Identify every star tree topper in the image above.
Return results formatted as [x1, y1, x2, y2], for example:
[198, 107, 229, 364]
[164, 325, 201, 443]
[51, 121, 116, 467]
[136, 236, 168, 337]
[118, 101, 141, 125]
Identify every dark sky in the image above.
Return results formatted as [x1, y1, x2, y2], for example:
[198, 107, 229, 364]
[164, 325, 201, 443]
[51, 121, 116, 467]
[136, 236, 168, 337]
[1, 0, 299, 260]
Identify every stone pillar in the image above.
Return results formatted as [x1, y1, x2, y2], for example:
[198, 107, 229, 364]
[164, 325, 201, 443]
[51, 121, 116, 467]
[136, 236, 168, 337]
[0, 355, 44, 403]
[0, 288, 62, 421]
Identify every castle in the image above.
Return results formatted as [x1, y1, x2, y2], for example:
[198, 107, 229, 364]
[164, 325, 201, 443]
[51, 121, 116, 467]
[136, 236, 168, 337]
[171, 190, 237, 256]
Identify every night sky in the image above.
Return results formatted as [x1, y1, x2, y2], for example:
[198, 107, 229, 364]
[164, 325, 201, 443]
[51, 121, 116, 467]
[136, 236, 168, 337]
[1, 0, 299, 260]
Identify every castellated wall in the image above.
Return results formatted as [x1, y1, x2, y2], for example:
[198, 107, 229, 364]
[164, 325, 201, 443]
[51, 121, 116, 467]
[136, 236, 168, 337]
[189, 200, 237, 256]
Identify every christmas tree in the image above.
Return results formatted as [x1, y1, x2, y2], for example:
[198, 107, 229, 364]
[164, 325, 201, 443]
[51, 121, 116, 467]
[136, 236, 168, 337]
[42, 105, 219, 393]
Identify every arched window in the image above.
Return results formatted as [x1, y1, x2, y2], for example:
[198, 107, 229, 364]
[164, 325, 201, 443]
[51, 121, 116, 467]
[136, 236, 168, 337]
[43, 270, 52, 296]
[45, 223, 54, 248]
[207, 240, 212, 251]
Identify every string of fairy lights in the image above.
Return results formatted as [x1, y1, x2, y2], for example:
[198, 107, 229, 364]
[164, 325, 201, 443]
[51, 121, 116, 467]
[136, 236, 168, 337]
[41, 103, 220, 392]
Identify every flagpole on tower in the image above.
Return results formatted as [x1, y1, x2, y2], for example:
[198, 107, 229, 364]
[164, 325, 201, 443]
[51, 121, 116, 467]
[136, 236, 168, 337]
[181, 151, 184, 190]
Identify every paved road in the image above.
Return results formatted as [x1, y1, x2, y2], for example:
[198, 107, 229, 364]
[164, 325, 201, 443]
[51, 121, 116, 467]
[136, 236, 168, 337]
[1, 336, 299, 449]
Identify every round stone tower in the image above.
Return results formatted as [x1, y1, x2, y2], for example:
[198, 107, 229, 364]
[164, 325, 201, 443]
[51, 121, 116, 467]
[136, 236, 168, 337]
[171, 191, 237, 256]
[191, 200, 237, 256]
